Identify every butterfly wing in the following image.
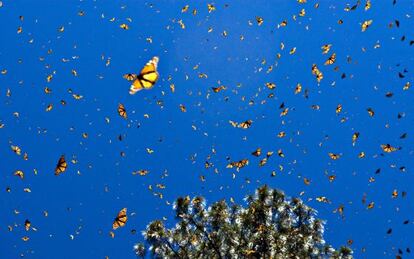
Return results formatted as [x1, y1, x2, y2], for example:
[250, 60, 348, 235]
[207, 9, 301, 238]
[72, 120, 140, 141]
[141, 70, 159, 89]
[130, 79, 144, 94]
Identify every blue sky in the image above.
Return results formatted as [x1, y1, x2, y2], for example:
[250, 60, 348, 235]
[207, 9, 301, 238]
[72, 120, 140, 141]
[1, 0, 414, 258]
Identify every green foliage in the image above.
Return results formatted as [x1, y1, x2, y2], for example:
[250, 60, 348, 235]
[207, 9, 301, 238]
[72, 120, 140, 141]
[135, 185, 352, 258]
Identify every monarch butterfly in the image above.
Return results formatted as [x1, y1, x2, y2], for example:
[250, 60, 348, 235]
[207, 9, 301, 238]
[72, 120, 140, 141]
[392, 189, 398, 198]
[238, 120, 252, 129]
[311, 64, 323, 82]
[47, 74, 53, 82]
[335, 205, 344, 217]
[315, 70, 323, 82]
[259, 157, 268, 166]
[118, 103, 127, 119]
[207, 3, 215, 12]
[46, 104, 53, 112]
[311, 64, 318, 73]
[14, 170, 24, 179]
[11, 145, 21, 155]
[316, 196, 330, 203]
[294, 83, 302, 94]
[381, 144, 398, 153]
[336, 104, 342, 114]
[361, 20, 373, 32]
[280, 108, 289, 116]
[55, 155, 67, 175]
[113, 208, 128, 230]
[367, 108, 375, 117]
[365, 0, 371, 11]
[256, 17, 264, 26]
[198, 72, 208, 78]
[251, 148, 261, 157]
[179, 104, 186, 112]
[328, 153, 340, 160]
[181, 5, 189, 12]
[278, 20, 287, 28]
[352, 132, 360, 145]
[212, 85, 226, 93]
[24, 219, 31, 231]
[266, 82, 276, 89]
[132, 170, 149, 176]
[44, 87, 52, 94]
[120, 23, 129, 30]
[127, 57, 159, 95]
[324, 53, 336, 65]
[321, 44, 332, 54]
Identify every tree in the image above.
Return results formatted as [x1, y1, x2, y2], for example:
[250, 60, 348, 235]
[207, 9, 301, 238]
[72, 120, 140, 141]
[135, 185, 353, 258]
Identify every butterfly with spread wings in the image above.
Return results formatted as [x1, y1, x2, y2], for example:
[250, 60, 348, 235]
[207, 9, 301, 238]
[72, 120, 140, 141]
[112, 208, 128, 230]
[124, 57, 159, 94]
[55, 155, 67, 175]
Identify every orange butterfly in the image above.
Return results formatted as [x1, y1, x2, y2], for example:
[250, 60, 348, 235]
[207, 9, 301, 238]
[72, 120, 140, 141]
[112, 208, 128, 230]
[118, 103, 127, 119]
[55, 155, 67, 175]
[126, 57, 159, 94]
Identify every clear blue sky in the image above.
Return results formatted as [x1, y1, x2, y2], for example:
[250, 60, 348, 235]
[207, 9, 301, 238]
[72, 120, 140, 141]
[1, 1, 413, 258]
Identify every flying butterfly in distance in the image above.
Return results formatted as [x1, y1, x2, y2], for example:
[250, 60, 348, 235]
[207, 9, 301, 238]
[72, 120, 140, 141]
[361, 20, 373, 32]
[212, 85, 226, 93]
[251, 148, 262, 157]
[328, 153, 341, 160]
[112, 208, 128, 230]
[124, 57, 159, 94]
[118, 103, 127, 119]
[55, 155, 67, 175]
[381, 144, 399, 153]
[324, 53, 336, 65]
